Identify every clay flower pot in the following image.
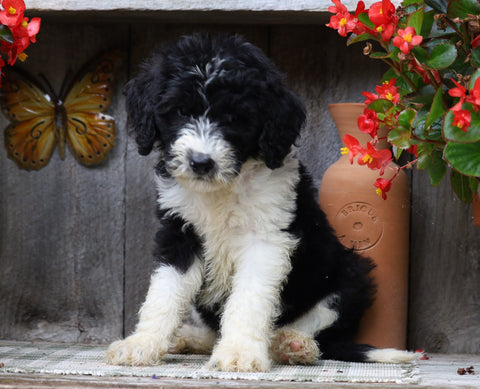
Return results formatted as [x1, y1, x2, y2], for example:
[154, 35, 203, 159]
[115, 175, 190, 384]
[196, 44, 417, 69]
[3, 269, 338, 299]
[319, 103, 410, 349]
[473, 193, 480, 228]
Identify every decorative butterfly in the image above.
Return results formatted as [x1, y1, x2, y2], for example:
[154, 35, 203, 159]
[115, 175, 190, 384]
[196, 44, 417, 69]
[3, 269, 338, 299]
[1, 51, 120, 170]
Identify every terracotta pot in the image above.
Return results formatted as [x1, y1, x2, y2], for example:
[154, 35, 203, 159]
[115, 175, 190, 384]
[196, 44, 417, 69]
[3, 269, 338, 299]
[319, 103, 410, 349]
[473, 193, 480, 228]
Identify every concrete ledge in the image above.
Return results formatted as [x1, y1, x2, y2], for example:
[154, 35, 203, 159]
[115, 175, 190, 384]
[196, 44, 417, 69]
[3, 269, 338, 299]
[23, 0, 382, 23]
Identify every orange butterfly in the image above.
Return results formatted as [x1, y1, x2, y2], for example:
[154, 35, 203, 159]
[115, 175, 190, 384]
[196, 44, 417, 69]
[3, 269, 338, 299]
[1, 51, 120, 170]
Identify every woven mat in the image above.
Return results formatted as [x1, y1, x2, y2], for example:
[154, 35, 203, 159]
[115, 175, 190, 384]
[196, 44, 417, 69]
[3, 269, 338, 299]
[0, 341, 419, 384]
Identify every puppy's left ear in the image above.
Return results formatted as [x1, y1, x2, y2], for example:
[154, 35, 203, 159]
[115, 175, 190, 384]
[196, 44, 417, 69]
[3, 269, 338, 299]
[259, 85, 306, 169]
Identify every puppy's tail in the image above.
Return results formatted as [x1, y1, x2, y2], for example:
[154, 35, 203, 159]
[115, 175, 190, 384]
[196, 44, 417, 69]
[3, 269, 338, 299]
[319, 341, 420, 363]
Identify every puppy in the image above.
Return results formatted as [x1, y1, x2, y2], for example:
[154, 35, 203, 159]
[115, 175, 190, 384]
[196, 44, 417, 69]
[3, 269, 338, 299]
[106, 33, 416, 372]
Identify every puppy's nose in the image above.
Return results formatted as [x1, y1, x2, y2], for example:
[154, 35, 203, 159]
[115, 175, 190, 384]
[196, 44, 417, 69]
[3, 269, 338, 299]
[189, 152, 215, 175]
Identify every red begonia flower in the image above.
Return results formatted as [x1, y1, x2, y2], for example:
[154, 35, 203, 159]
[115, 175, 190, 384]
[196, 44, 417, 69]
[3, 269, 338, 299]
[358, 108, 379, 138]
[466, 77, 480, 111]
[472, 35, 480, 49]
[392, 27, 423, 54]
[358, 143, 392, 173]
[0, 0, 25, 27]
[449, 78, 467, 111]
[362, 91, 379, 105]
[407, 144, 417, 156]
[374, 177, 392, 199]
[341, 134, 362, 164]
[374, 23, 396, 42]
[368, 0, 395, 26]
[375, 78, 400, 104]
[452, 109, 471, 132]
[326, 0, 358, 37]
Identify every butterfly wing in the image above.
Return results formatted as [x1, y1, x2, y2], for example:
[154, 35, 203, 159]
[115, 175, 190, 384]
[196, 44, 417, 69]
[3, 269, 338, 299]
[63, 51, 119, 165]
[1, 69, 57, 170]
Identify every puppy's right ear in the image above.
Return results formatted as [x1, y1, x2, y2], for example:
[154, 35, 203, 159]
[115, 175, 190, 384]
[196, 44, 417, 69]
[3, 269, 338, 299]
[123, 65, 163, 156]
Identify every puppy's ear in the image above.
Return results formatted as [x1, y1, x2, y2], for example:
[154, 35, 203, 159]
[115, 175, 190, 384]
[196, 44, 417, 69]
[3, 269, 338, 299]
[259, 85, 306, 169]
[123, 63, 164, 156]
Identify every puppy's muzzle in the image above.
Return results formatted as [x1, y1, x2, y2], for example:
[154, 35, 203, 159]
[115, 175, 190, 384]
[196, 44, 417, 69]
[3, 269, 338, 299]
[189, 152, 216, 176]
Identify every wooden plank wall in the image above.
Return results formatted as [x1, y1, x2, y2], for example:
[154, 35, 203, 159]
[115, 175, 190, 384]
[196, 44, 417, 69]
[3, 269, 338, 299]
[0, 20, 479, 353]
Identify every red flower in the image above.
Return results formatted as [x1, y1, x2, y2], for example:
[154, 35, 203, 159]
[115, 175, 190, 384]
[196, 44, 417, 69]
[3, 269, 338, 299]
[358, 142, 392, 173]
[452, 109, 471, 132]
[368, 0, 396, 26]
[326, 0, 358, 37]
[449, 78, 467, 111]
[466, 77, 480, 111]
[0, 14, 41, 65]
[374, 23, 395, 42]
[376, 78, 400, 104]
[472, 35, 480, 49]
[407, 144, 417, 156]
[14, 16, 41, 42]
[341, 134, 362, 164]
[411, 61, 440, 85]
[374, 177, 392, 199]
[0, 0, 25, 27]
[358, 108, 379, 138]
[392, 26, 423, 54]
[362, 91, 379, 105]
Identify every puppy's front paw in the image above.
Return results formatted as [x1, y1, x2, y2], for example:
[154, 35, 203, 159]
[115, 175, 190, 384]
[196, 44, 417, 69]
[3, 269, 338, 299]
[271, 329, 320, 365]
[207, 342, 271, 372]
[106, 333, 167, 366]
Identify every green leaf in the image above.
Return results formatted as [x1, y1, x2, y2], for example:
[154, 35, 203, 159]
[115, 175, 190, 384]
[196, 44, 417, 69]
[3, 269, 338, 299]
[472, 47, 480, 68]
[407, 7, 424, 35]
[357, 12, 375, 29]
[469, 177, 479, 196]
[426, 42, 457, 69]
[469, 68, 480, 90]
[347, 33, 375, 46]
[392, 144, 403, 159]
[425, 87, 446, 130]
[417, 144, 447, 185]
[420, 10, 435, 38]
[368, 98, 394, 113]
[444, 141, 480, 177]
[424, 0, 448, 12]
[398, 108, 416, 129]
[412, 46, 429, 64]
[447, 0, 480, 19]
[388, 127, 412, 148]
[370, 51, 396, 59]
[443, 106, 480, 143]
[0, 25, 13, 44]
[450, 170, 473, 203]
[402, 0, 424, 6]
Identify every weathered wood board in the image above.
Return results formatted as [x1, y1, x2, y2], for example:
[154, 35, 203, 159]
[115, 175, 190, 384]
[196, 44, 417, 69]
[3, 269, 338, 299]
[0, 20, 479, 353]
[0, 23, 129, 343]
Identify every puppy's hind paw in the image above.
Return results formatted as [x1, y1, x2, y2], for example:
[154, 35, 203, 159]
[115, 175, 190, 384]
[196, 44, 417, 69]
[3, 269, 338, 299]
[271, 329, 320, 365]
[106, 333, 166, 366]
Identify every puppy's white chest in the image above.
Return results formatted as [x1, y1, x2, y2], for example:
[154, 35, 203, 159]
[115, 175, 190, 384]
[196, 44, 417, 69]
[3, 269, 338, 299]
[156, 157, 300, 306]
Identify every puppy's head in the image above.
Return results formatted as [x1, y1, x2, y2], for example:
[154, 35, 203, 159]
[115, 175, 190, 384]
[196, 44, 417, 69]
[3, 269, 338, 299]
[124, 33, 305, 191]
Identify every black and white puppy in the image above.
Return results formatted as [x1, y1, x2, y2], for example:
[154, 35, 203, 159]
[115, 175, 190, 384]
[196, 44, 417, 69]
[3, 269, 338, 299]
[107, 33, 416, 372]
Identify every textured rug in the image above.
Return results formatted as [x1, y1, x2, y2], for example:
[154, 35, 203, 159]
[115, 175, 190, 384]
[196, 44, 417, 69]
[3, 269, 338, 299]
[0, 341, 420, 384]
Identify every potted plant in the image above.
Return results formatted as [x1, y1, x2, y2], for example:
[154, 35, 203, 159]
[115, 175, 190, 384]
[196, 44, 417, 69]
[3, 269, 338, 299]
[326, 0, 480, 225]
